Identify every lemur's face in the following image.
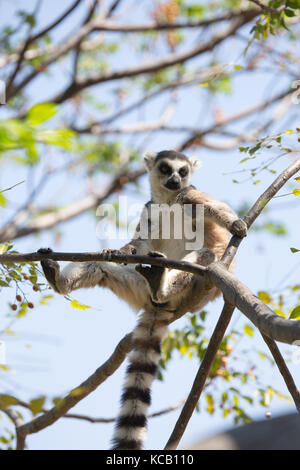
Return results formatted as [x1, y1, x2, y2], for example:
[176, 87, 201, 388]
[155, 158, 191, 191]
[144, 150, 201, 198]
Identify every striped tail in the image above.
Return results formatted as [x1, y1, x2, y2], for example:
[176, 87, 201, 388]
[111, 309, 171, 450]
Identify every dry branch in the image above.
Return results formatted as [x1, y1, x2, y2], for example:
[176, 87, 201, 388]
[14, 332, 133, 450]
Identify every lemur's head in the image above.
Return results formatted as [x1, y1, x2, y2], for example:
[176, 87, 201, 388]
[144, 150, 201, 201]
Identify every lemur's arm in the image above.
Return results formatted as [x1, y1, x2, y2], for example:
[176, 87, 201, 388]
[176, 187, 247, 238]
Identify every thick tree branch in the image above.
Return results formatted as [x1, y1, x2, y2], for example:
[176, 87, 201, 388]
[1, 249, 300, 344]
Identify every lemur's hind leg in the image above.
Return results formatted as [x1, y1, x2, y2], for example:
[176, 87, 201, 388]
[39, 247, 151, 311]
[136, 248, 216, 304]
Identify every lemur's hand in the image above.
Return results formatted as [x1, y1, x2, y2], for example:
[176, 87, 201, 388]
[175, 187, 193, 205]
[102, 245, 137, 264]
[230, 219, 247, 238]
[38, 248, 60, 290]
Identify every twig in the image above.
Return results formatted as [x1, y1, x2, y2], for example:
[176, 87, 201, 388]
[0, 181, 25, 193]
[261, 333, 300, 413]
[63, 398, 186, 423]
[0, 168, 146, 242]
[249, 0, 286, 15]
[3, 407, 24, 429]
[222, 156, 300, 267]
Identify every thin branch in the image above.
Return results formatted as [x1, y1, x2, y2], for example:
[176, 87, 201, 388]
[15, 332, 133, 450]
[248, 0, 286, 15]
[52, 12, 258, 104]
[62, 398, 186, 423]
[0, 167, 146, 242]
[261, 333, 300, 413]
[0, 10, 258, 70]
[222, 156, 300, 267]
[0, 180, 25, 193]
[3, 407, 24, 429]
[178, 89, 293, 151]
[72, 65, 228, 132]
[165, 301, 235, 450]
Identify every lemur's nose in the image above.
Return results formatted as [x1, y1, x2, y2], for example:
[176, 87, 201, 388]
[169, 174, 180, 184]
[165, 174, 181, 190]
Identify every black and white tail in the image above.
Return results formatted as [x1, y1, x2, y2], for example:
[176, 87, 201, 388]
[111, 309, 170, 450]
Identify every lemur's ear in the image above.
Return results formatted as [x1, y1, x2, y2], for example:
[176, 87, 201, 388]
[189, 156, 202, 172]
[144, 151, 157, 171]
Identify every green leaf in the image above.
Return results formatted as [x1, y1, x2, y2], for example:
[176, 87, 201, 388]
[243, 324, 254, 337]
[0, 394, 19, 408]
[289, 306, 300, 320]
[287, 0, 300, 8]
[36, 128, 76, 149]
[0, 244, 9, 255]
[290, 247, 300, 253]
[284, 9, 296, 16]
[258, 291, 271, 304]
[0, 193, 6, 207]
[70, 299, 91, 310]
[26, 102, 58, 126]
[29, 396, 46, 416]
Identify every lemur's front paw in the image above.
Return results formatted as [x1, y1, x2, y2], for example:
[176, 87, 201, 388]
[135, 252, 166, 301]
[102, 248, 118, 260]
[231, 219, 247, 238]
[119, 244, 137, 255]
[102, 246, 137, 265]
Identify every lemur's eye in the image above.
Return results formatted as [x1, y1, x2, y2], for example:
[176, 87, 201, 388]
[179, 167, 188, 177]
[159, 164, 171, 174]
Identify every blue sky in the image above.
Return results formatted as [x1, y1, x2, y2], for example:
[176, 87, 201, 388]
[0, 0, 300, 450]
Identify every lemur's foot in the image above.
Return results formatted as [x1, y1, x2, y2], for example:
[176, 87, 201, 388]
[135, 251, 166, 301]
[38, 248, 60, 287]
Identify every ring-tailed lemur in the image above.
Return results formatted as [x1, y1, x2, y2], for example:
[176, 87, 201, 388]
[39, 150, 247, 450]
